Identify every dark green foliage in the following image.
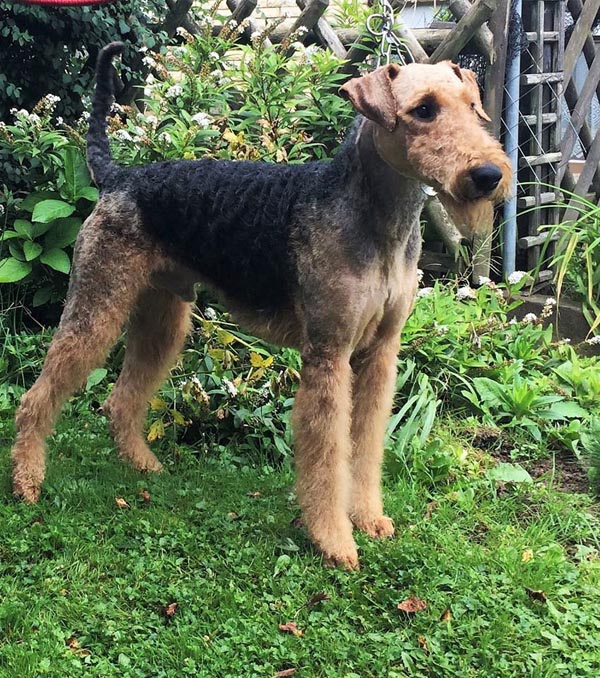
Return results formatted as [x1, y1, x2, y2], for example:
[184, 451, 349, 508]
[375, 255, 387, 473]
[0, 0, 167, 124]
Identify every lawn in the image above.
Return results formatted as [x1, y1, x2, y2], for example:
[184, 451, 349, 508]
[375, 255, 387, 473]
[1, 400, 599, 677]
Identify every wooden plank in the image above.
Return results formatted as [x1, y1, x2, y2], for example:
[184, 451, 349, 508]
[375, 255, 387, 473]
[525, 31, 559, 42]
[558, 48, 600, 185]
[448, 0, 494, 60]
[518, 231, 560, 249]
[484, 0, 510, 137]
[521, 113, 558, 125]
[280, 0, 329, 51]
[296, 0, 346, 59]
[519, 152, 562, 167]
[429, 0, 497, 63]
[520, 72, 563, 85]
[563, 0, 600, 87]
[517, 192, 558, 208]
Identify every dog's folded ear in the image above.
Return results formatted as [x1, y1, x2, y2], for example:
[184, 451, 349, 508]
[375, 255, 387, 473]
[446, 62, 491, 123]
[339, 64, 401, 133]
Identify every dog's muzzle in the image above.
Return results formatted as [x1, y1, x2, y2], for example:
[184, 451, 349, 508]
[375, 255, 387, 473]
[469, 163, 503, 197]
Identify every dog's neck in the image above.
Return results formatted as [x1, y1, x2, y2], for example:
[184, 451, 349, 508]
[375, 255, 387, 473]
[350, 118, 426, 239]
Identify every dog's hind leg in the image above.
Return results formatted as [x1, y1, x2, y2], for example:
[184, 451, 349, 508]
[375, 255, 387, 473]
[103, 287, 191, 471]
[11, 220, 154, 503]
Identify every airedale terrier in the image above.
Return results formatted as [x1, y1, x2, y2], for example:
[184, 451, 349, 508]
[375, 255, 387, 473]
[11, 42, 511, 569]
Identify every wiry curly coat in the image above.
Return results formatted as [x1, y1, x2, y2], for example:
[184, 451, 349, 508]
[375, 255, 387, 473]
[11, 42, 511, 569]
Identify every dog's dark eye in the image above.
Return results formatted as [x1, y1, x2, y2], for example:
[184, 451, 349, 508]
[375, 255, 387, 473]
[412, 104, 435, 121]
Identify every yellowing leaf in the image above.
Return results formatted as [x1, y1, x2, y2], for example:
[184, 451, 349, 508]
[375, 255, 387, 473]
[149, 396, 166, 412]
[147, 419, 165, 442]
[522, 548, 534, 563]
[250, 352, 274, 368]
[170, 409, 186, 425]
[216, 329, 236, 345]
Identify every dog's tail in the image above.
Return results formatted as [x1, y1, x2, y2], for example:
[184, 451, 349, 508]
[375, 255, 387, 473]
[86, 42, 125, 189]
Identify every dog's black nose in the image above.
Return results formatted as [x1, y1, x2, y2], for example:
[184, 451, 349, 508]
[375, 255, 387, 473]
[470, 164, 503, 194]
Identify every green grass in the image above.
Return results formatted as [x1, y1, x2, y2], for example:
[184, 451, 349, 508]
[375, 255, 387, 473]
[1, 407, 600, 677]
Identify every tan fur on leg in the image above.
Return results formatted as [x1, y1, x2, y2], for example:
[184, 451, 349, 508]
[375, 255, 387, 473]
[103, 287, 191, 471]
[292, 353, 358, 569]
[11, 220, 155, 502]
[350, 340, 398, 538]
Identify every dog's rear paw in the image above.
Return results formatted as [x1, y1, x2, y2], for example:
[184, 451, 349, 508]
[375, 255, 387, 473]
[324, 549, 360, 571]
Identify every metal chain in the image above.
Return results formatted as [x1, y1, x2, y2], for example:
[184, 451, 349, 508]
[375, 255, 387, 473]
[365, 0, 414, 68]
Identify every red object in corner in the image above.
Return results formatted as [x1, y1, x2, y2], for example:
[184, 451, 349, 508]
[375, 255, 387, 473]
[18, 0, 116, 6]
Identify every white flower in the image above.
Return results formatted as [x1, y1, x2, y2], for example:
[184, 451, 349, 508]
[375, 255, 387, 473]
[435, 324, 449, 334]
[0, 204, 5, 217]
[176, 26, 188, 37]
[508, 270, 527, 285]
[9, 107, 17, 115]
[132, 125, 145, 137]
[28, 113, 40, 124]
[166, 84, 183, 99]
[222, 377, 238, 397]
[250, 31, 261, 42]
[545, 297, 556, 307]
[417, 287, 434, 298]
[209, 51, 219, 61]
[456, 286, 476, 301]
[114, 129, 132, 141]
[192, 112, 212, 128]
[142, 56, 156, 68]
[417, 268, 424, 282]
[296, 26, 308, 35]
[56, 116, 64, 125]
[80, 111, 90, 121]
[585, 335, 600, 345]
[145, 115, 158, 127]
[204, 307, 217, 320]
[561, 338, 571, 344]
[509, 317, 518, 325]
[522, 313, 538, 324]
[159, 132, 172, 144]
[477, 275, 491, 286]
[46, 94, 60, 104]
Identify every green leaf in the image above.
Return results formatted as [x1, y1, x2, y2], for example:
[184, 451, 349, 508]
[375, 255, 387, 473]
[32, 286, 52, 307]
[539, 401, 589, 421]
[32, 200, 75, 224]
[19, 191, 61, 213]
[44, 217, 82, 249]
[487, 462, 533, 484]
[13, 219, 32, 238]
[86, 368, 107, 391]
[0, 257, 32, 283]
[23, 241, 42, 261]
[62, 147, 92, 202]
[75, 185, 99, 202]
[0, 230, 21, 240]
[40, 248, 71, 274]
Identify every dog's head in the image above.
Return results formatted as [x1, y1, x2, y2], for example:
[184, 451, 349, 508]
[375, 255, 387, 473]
[340, 62, 512, 235]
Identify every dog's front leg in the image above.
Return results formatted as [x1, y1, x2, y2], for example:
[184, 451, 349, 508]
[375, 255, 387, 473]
[292, 350, 358, 570]
[349, 338, 399, 539]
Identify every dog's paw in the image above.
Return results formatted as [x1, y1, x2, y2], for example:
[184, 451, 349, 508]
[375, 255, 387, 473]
[323, 548, 360, 571]
[13, 478, 41, 504]
[353, 514, 395, 539]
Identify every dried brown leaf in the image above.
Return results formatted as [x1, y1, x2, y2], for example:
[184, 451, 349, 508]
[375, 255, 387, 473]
[247, 491, 261, 498]
[228, 511, 240, 520]
[425, 501, 438, 520]
[66, 636, 79, 650]
[307, 592, 330, 607]
[115, 497, 130, 510]
[526, 588, 547, 603]
[278, 621, 303, 637]
[418, 635, 429, 654]
[163, 602, 178, 618]
[440, 607, 452, 622]
[273, 669, 296, 677]
[397, 595, 427, 614]
[140, 489, 151, 504]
